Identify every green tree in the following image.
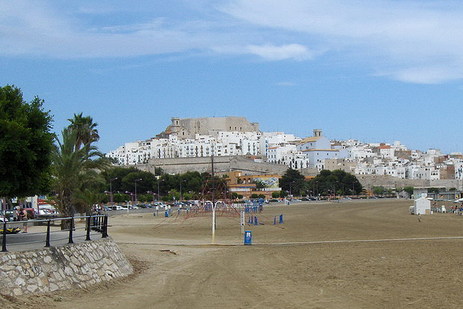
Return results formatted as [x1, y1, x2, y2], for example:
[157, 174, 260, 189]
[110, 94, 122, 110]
[403, 186, 414, 197]
[74, 188, 105, 213]
[0, 85, 54, 200]
[51, 125, 107, 217]
[308, 170, 362, 196]
[68, 113, 100, 150]
[372, 186, 386, 196]
[279, 168, 306, 196]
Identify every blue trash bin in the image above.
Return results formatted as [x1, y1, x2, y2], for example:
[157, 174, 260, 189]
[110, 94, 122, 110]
[244, 230, 252, 245]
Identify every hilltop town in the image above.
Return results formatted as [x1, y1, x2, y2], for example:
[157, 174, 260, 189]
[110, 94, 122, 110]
[106, 116, 463, 190]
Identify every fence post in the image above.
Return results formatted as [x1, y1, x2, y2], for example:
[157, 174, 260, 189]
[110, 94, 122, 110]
[86, 216, 91, 241]
[45, 219, 51, 247]
[1, 221, 7, 252]
[102, 215, 108, 238]
[68, 217, 74, 244]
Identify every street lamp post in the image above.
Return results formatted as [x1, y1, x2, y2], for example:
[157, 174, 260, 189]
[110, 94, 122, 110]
[179, 179, 187, 201]
[147, 191, 156, 204]
[156, 177, 163, 202]
[109, 177, 118, 205]
[134, 178, 142, 206]
[124, 191, 133, 212]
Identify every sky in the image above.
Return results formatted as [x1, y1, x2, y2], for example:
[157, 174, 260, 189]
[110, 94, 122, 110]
[1, 0, 462, 154]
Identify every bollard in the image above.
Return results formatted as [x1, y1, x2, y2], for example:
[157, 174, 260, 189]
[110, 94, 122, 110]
[2, 221, 7, 252]
[102, 215, 108, 238]
[86, 216, 91, 241]
[68, 217, 74, 244]
[45, 219, 51, 247]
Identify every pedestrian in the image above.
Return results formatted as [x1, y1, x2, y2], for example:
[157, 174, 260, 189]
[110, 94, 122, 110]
[17, 206, 29, 232]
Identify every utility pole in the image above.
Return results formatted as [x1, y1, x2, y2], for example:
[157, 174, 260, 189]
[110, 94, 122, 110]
[211, 154, 217, 244]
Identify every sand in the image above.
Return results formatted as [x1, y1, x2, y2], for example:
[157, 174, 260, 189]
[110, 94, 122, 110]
[4, 199, 463, 308]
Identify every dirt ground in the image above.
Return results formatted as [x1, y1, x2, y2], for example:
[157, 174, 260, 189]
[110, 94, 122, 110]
[4, 199, 463, 308]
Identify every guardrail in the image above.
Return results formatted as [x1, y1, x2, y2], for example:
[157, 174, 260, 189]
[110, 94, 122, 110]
[1, 215, 108, 252]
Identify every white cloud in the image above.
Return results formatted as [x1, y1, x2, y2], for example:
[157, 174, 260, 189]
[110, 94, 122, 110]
[0, 1, 216, 58]
[220, 0, 463, 84]
[246, 44, 313, 61]
[3, 0, 463, 83]
[377, 66, 463, 84]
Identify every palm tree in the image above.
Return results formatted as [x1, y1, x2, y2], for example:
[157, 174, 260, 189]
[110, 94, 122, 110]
[67, 113, 100, 150]
[51, 126, 107, 218]
[74, 187, 106, 215]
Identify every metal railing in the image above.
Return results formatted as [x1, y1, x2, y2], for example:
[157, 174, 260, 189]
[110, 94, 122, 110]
[1, 215, 108, 252]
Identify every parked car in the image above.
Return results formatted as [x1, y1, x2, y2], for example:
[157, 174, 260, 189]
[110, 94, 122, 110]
[4, 209, 16, 221]
[37, 204, 59, 219]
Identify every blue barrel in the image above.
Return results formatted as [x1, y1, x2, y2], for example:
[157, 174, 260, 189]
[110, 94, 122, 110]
[244, 230, 252, 245]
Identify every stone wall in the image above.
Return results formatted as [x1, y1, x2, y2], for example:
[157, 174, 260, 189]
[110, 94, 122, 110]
[159, 116, 260, 139]
[357, 175, 463, 190]
[0, 238, 133, 296]
[140, 155, 289, 175]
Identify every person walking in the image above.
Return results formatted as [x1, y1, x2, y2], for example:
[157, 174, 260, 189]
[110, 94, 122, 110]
[17, 206, 28, 232]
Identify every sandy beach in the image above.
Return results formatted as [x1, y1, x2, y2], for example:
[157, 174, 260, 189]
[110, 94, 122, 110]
[4, 199, 463, 309]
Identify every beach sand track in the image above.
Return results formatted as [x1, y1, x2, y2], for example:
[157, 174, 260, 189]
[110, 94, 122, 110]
[5, 199, 463, 308]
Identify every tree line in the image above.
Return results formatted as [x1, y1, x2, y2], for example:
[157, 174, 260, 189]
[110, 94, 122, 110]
[278, 168, 364, 198]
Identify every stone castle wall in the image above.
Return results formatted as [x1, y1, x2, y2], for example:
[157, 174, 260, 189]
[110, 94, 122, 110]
[161, 116, 260, 139]
[0, 238, 133, 296]
[139, 155, 289, 175]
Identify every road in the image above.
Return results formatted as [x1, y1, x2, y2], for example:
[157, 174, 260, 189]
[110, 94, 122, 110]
[0, 219, 107, 252]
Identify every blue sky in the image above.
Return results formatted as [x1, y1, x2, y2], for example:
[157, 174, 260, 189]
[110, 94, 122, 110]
[1, 0, 462, 154]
